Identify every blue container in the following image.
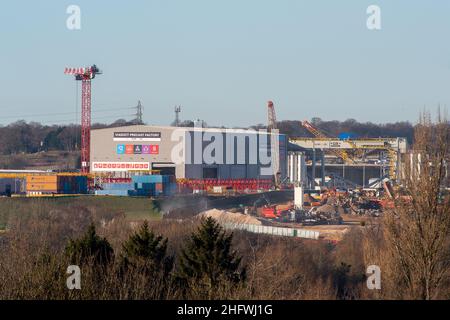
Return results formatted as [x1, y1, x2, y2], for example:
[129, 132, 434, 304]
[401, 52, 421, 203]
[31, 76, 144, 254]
[102, 183, 134, 190]
[163, 182, 177, 196]
[95, 189, 129, 196]
[129, 189, 153, 197]
[141, 183, 156, 191]
[132, 175, 163, 184]
[94, 175, 178, 197]
[76, 176, 88, 194]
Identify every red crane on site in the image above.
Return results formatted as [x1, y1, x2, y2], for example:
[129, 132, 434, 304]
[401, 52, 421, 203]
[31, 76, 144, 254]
[267, 101, 281, 188]
[267, 100, 277, 130]
[64, 65, 102, 173]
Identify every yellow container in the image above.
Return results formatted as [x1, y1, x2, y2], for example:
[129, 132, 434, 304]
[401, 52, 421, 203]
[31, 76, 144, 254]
[26, 175, 57, 183]
[26, 176, 59, 191]
[26, 183, 58, 191]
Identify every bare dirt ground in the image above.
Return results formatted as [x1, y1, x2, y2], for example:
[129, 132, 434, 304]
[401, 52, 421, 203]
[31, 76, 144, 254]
[301, 225, 353, 241]
[198, 208, 262, 225]
[340, 213, 371, 225]
[199, 207, 362, 242]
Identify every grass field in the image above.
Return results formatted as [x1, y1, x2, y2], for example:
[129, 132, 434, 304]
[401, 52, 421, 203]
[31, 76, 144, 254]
[0, 195, 161, 230]
[0, 150, 79, 170]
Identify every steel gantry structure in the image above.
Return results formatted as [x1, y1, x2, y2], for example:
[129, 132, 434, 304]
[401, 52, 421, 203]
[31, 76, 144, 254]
[301, 120, 355, 164]
[289, 137, 408, 180]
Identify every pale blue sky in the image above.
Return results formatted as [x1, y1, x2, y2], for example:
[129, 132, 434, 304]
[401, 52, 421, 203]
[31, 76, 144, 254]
[0, 1, 449, 127]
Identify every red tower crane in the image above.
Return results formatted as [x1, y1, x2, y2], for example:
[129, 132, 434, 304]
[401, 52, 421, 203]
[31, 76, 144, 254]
[64, 65, 102, 173]
[267, 101, 281, 188]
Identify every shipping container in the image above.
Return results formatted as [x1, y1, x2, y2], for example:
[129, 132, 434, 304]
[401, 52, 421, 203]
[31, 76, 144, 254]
[95, 190, 129, 196]
[102, 183, 134, 190]
[94, 175, 176, 197]
[132, 175, 164, 184]
[25, 175, 88, 194]
[26, 182, 58, 192]
[0, 178, 24, 195]
[27, 175, 57, 183]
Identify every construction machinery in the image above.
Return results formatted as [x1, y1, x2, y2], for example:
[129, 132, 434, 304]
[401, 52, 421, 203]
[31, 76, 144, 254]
[301, 120, 354, 164]
[267, 101, 280, 188]
[64, 65, 102, 173]
[290, 135, 403, 180]
[267, 100, 277, 130]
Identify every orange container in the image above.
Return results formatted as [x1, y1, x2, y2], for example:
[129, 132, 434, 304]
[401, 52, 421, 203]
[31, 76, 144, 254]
[26, 176, 58, 192]
[26, 175, 57, 183]
[26, 182, 58, 191]
[25, 175, 87, 194]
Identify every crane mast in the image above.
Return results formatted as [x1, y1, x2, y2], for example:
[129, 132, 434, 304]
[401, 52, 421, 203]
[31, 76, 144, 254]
[267, 101, 280, 188]
[64, 65, 102, 173]
[267, 100, 277, 130]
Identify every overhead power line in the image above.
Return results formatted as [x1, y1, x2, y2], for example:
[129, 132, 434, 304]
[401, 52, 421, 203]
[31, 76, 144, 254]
[35, 114, 135, 125]
[0, 106, 134, 120]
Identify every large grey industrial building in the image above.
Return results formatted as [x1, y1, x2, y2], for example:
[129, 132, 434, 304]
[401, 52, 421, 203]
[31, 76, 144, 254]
[90, 125, 288, 180]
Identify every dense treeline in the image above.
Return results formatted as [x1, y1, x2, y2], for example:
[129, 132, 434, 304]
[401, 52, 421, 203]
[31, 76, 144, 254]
[0, 202, 368, 300]
[0, 118, 415, 155]
[0, 195, 448, 300]
[274, 118, 415, 143]
[0, 119, 137, 155]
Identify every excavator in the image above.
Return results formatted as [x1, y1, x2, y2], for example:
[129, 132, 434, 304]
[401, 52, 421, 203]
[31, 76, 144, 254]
[248, 194, 293, 219]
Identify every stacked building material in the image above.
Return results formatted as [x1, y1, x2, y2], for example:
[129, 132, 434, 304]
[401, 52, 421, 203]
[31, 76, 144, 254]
[177, 178, 273, 193]
[95, 183, 133, 196]
[95, 175, 177, 197]
[58, 176, 88, 194]
[131, 175, 177, 197]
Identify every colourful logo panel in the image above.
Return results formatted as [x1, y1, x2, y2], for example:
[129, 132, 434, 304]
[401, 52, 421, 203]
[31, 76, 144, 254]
[125, 145, 134, 154]
[150, 145, 159, 155]
[117, 144, 125, 154]
[142, 145, 151, 154]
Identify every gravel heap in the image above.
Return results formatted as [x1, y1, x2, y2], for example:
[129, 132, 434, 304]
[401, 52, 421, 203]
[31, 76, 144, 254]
[198, 209, 262, 225]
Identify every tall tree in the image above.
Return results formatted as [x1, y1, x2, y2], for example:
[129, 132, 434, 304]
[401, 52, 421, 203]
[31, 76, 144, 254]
[119, 221, 173, 299]
[177, 217, 245, 299]
[382, 111, 450, 299]
[120, 220, 169, 272]
[65, 223, 114, 267]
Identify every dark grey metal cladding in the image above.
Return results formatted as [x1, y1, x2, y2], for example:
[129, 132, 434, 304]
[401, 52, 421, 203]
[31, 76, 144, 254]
[91, 125, 287, 180]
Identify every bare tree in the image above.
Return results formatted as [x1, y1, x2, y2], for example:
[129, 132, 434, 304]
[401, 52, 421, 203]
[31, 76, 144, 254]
[382, 110, 450, 299]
